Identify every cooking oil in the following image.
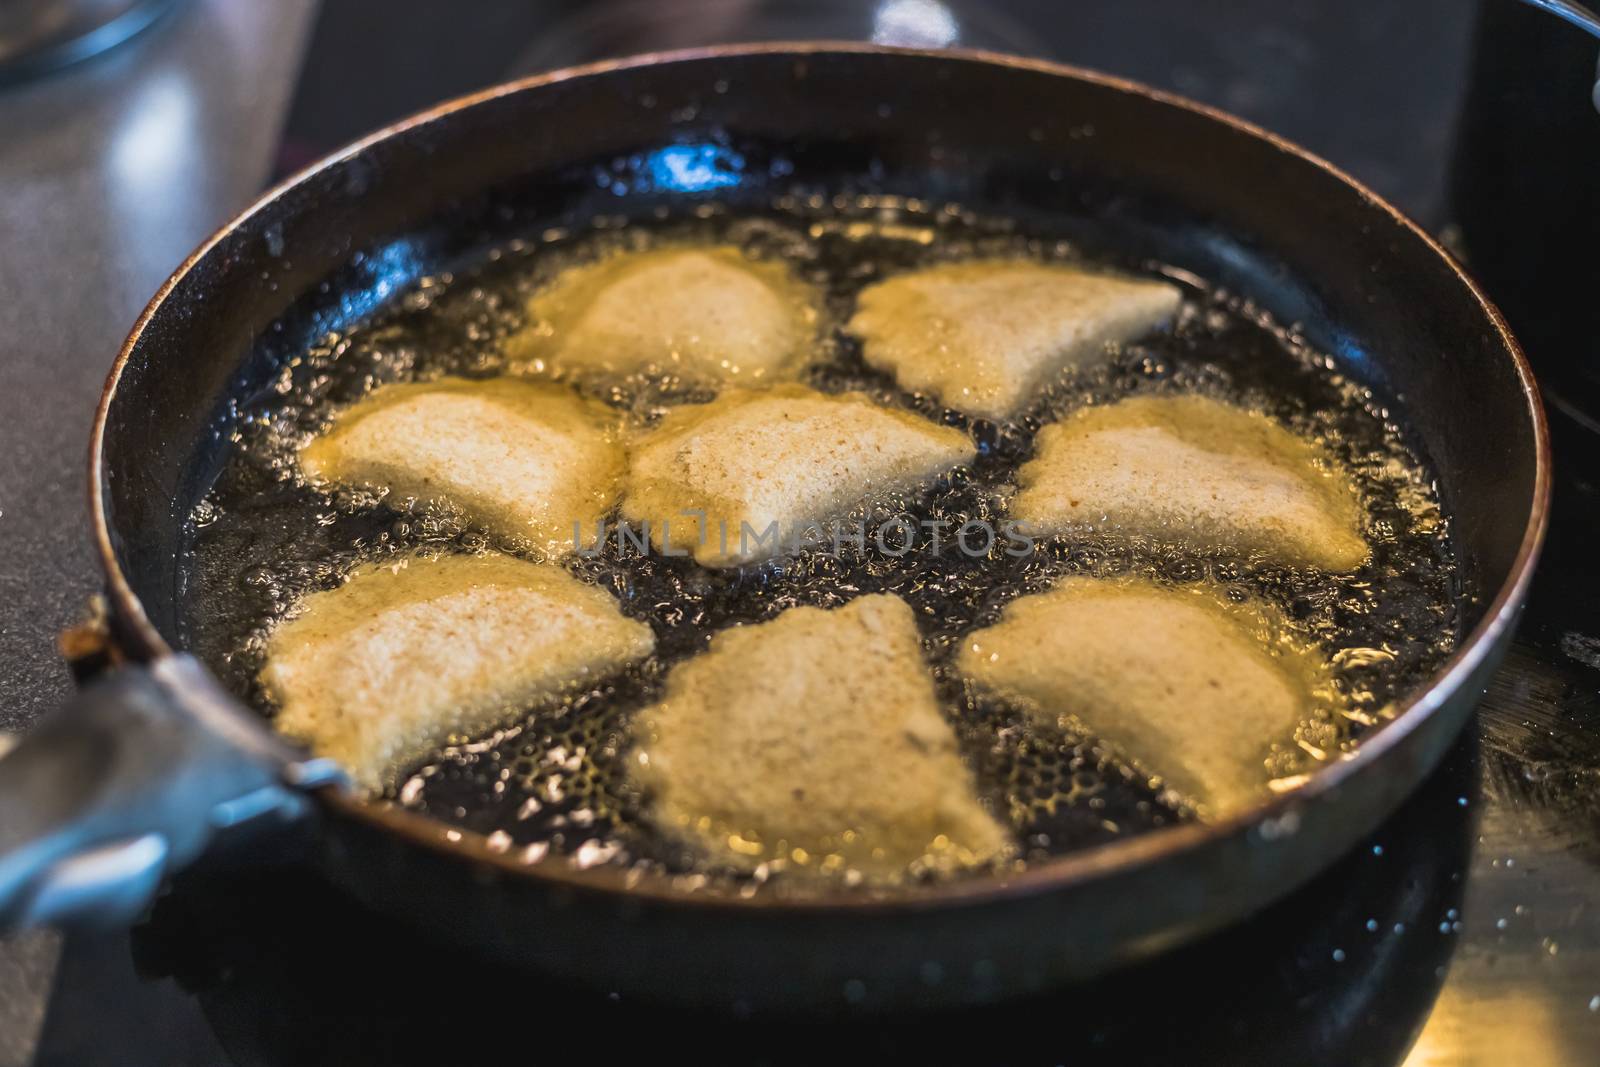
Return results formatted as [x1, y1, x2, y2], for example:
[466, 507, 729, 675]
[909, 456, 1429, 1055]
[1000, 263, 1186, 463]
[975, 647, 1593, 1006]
[180, 195, 1460, 890]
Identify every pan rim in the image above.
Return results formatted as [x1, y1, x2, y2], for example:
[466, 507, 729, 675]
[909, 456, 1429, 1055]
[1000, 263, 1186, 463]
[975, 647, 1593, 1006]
[88, 41, 1552, 915]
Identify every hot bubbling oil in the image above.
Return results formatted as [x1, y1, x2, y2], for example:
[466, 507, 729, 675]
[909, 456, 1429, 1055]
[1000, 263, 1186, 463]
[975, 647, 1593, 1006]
[180, 196, 1460, 890]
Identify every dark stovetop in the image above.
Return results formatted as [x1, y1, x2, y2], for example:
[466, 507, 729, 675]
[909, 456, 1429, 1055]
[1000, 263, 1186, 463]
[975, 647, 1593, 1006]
[12, 2, 1600, 1064]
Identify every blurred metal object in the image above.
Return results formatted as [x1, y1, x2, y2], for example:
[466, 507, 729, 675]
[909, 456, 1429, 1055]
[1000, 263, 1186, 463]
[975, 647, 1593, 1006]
[1453, 0, 1600, 429]
[1523, 0, 1600, 38]
[0, 0, 177, 83]
[869, 0, 959, 47]
[1521, 0, 1600, 110]
[0, 656, 335, 933]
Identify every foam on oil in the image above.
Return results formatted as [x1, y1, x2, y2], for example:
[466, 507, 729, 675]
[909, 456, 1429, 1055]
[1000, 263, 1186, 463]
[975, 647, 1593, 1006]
[180, 196, 1459, 891]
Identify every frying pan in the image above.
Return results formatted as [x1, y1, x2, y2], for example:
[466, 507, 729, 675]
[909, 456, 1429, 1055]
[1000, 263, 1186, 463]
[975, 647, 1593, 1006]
[0, 45, 1549, 1014]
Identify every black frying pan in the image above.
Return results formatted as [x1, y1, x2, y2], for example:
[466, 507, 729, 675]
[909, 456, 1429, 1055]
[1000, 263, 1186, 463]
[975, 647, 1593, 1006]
[0, 45, 1549, 1014]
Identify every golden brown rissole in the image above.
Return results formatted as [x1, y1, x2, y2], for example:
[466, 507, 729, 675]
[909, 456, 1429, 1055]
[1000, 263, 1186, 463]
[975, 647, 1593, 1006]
[957, 576, 1337, 817]
[634, 594, 1011, 882]
[849, 259, 1181, 420]
[1010, 393, 1369, 571]
[518, 245, 817, 385]
[622, 385, 974, 567]
[262, 552, 654, 792]
[299, 377, 624, 558]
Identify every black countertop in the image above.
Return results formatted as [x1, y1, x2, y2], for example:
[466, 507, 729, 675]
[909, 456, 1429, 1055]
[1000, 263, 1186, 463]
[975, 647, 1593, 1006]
[3, 2, 1598, 1063]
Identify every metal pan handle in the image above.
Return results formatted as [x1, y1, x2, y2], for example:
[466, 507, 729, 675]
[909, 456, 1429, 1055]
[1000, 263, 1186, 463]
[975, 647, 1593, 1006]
[0, 655, 340, 932]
